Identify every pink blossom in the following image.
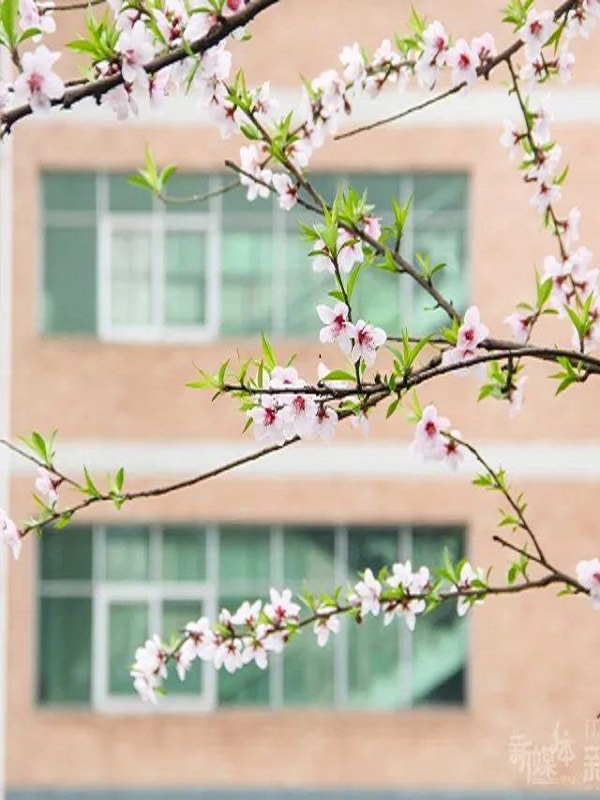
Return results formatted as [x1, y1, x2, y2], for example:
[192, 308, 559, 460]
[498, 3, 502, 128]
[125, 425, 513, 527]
[231, 600, 262, 628]
[13, 45, 64, 113]
[241, 635, 268, 669]
[412, 404, 450, 462]
[520, 8, 554, 62]
[351, 568, 382, 617]
[312, 404, 337, 442]
[454, 563, 486, 616]
[271, 173, 298, 211]
[446, 39, 480, 88]
[180, 617, 216, 662]
[19, 0, 55, 38]
[0, 509, 21, 561]
[312, 239, 334, 274]
[116, 20, 154, 87]
[471, 32, 497, 61]
[348, 319, 386, 367]
[576, 558, 600, 608]
[317, 302, 353, 354]
[499, 120, 522, 160]
[508, 376, 527, 418]
[35, 467, 59, 507]
[563, 207, 581, 249]
[264, 588, 300, 625]
[339, 42, 365, 84]
[443, 429, 463, 470]
[442, 305, 488, 367]
[239, 144, 272, 201]
[313, 606, 340, 647]
[530, 181, 561, 214]
[248, 396, 286, 445]
[504, 310, 532, 343]
[337, 229, 363, 274]
[363, 216, 382, 241]
[213, 637, 243, 674]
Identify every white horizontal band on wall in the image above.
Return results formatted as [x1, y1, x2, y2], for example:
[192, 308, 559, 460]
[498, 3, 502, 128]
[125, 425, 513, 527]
[8, 440, 600, 481]
[28, 87, 600, 128]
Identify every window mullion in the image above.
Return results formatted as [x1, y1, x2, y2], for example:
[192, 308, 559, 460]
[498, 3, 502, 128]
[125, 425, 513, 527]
[154, 207, 165, 333]
[400, 525, 413, 709]
[270, 526, 284, 708]
[400, 174, 415, 329]
[334, 525, 348, 708]
[208, 175, 222, 339]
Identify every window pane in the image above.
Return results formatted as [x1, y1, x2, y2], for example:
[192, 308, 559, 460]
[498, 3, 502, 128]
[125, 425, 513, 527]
[43, 225, 97, 334]
[110, 229, 154, 326]
[108, 602, 149, 695]
[221, 230, 273, 335]
[347, 527, 399, 575]
[350, 173, 400, 225]
[109, 174, 153, 212]
[410, 225, 467, 336]
[105, 526, 151, 581]
[162, 600, 203, 695]
[218, 593, 269, 706]
[165, 173, 210, 214]
[219, 525, 271, 592]
[348, 614, 403, 708]
[40, 526, 93, 581]
[164, 230, 207, 327]
[413, 173, 468, 213]
[283, 232, 331, 336]
[283, 526, 335, 590]
[38, 598, 91, 704]
[43, 172, 96, 213]
[412, 525, 465, 570]
[283, 628, 334, 706]
[162, 525, 206, 581]
[352, 264, 401, 334]
[412, 603, 467, 706]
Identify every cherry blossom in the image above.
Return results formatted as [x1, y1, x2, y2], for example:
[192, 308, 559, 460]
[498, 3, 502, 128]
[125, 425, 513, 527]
[576, 558, 600, 608]
[312, 405, 338, 442]
[384, 561, 429, 630]
[231, 599, 262, 628]
[339, 42, 366, 84]
[446, 39, 480, 89]
[508, 376, 528, 418]
[504, 309, 533, 343]
[411, 404, 451, 462]
[248, 396, 286, 445]
[563, 207, 581, 249]
[180, 616, 216, 663]
[313, 606, 341, 647]
[442, 305, 488, 367]
[35, 467, 59, 507]
[213, 637, 243, 673]
[13, 45, 64, 114]
[18, 0, 56, 38]
[520, 8, 554, 62]
[415, 20, 449, 89]
[0, 509, 21, 561]
[241, 635, 268, 669]
[348, 319, 386, 367]
[271, 173, 298, 211]
[116, 20, 155, 87]
[443, 429, 464, 470]
[317, 302, 353, 354]
[337, 229, 363, 274]
[454, 563, 486, 616]
[363, 216, 382, 241]
[264, 588, 300, 625]
[130, 635, 168, 703]
[239, 144, 272, 201]
[351, 568, 382, 617]
[351, 409, 370, 437]
[499, 120, 522, 160]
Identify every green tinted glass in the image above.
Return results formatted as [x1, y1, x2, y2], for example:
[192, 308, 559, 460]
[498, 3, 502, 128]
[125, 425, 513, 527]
[38, 597, 92, 704]
[43, 172, 96, 213]
[347, 527, 399, 575]
[109, 173, 153, 211]
[219, 526, 270, 590]
[162, 526, 206, 581]
[105, 526, 151, 581]
[217, 593, 269, 706]
[162, 600, 203, 695]
[283, 526, 335, 589]
[164, 230, 207, 326]
[43, 225, 97, 334]
[348, 614, 403, 709]
[165, 173, 211, 214]
[283, 231, 330, 336]
[221, 230, 273, 335]
[283, 628, 335, 706]
[412, 173, 468, 213]
[352, 264, 401, 333]
[412, 525, 465, 570]
[412, 602, 467, 706]
[110, 228, 154, 327]
[108, 602, 149, 694]
[40, 526, 93, 581]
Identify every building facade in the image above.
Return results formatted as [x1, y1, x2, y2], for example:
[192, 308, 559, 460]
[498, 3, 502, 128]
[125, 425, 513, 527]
[1, 0, 600, 797]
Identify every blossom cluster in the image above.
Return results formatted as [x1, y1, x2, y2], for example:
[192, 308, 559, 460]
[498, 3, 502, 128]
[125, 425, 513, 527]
[411, 404, 463, 470]
[499, 7, 600, 352]
[130, 559, 487, 702]
[248, 365, 338, 446]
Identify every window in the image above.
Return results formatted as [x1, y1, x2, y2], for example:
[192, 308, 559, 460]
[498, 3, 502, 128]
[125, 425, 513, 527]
[41, 171, 468, 341]
[37, 523, 467, 711]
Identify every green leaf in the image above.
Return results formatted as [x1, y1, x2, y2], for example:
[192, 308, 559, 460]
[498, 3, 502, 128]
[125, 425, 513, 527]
[261, 333, 276, 372]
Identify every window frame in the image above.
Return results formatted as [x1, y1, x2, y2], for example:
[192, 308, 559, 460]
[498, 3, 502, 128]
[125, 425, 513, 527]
[36, 522, 467, 714]
[39, 171, 470, 342]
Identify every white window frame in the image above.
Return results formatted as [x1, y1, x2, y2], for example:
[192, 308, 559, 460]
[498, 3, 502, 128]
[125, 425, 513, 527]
[38, 522, 466, 713]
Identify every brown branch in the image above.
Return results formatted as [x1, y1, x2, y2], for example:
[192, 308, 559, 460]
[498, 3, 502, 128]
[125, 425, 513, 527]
[334, 0, 580, 141]
[0, 0, 283, 136]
